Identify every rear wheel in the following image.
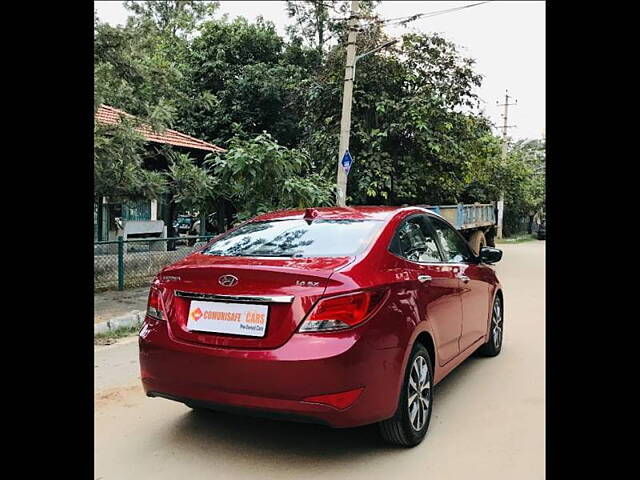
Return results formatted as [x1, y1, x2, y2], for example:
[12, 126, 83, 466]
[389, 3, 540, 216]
[378, 343, 433, 447]
[477, 296, 503, 357]
[468, 231, 487, 255]
[486, 229, 496, 247]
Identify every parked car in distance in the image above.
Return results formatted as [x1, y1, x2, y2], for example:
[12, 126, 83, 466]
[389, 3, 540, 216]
[537, 220, 546, 240]
[174, 215, 195, 235]
[192, 213, 218, 236]
[139, 206, 504, 447]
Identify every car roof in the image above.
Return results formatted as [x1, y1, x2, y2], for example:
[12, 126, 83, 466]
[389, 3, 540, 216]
[251, 206, 431, 222]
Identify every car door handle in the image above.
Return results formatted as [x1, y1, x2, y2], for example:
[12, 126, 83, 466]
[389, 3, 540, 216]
[458, 275, 470, 283]
[418, 275, 433, 283]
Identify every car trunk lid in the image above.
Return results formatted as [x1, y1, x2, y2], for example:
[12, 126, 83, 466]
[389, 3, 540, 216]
[156, 253, 352, 349]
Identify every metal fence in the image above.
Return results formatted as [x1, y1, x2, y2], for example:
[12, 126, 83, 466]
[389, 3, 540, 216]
[94, 235, 214, 292]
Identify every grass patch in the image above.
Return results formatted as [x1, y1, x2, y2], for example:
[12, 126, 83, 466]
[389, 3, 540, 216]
[94, 324, 140, 345]
[496, 233, 539, 244]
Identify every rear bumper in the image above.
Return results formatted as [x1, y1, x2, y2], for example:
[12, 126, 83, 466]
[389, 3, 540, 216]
[147, 391, 332, 426]
[139, 317, 405, 428]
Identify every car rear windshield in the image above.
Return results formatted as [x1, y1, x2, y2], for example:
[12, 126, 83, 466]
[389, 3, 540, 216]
[201, 219, 383, 258]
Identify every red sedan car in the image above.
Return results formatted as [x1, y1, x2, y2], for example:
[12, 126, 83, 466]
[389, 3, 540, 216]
[139, 206, 504, 446]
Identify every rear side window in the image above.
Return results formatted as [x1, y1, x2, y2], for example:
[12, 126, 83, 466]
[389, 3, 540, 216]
[390, 215, 442, 263]
[201, 219, 383, 258]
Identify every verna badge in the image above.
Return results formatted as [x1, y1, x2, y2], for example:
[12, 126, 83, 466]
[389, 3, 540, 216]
[218, 275, 239, 287]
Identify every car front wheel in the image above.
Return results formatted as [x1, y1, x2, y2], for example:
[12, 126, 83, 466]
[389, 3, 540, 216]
[477, 295, 503, 357]
[378, 343, 433, 447]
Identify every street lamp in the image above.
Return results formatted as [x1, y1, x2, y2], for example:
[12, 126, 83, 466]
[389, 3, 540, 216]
[352, 39, 399, 80]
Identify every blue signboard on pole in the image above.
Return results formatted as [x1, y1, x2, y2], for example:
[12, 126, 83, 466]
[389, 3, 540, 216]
[341, 150, 353, 175]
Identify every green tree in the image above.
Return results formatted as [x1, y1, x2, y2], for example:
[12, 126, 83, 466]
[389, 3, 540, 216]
[205, 132, 333, 221]
[94, 20, 180, 125]
[298, 27, 491, 206]
[180, 17, 312, 147]
[124, 0, 219, 38]
[285, 1, 380, 53]
[94, 11, 179, 203]
[94, 119, 166, 202]
[500, 138, 546, 235]
[165, 149, 217, 214]
[94, 4, 217, 204]
[94, 3, 544, 236]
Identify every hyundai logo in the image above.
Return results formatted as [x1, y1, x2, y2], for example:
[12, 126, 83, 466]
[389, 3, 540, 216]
[218, 275, 239, 287]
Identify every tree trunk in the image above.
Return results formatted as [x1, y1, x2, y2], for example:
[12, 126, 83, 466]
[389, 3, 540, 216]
[164, 192, 177, 250]
[199, 211, 207, 236]
[316, 3, 324, 53]
[96, 197, 104, 242]
[216, 198, 227, 234]
[225, 200, 235, 230]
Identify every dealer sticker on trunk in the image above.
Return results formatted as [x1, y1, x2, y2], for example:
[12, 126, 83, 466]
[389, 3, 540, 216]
[186, 300, 269, 337]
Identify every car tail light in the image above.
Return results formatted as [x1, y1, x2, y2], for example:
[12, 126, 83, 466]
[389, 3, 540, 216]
[298, 289, 386, 333]
[146, 285, 165, 321]
[302, 387, 365, 410]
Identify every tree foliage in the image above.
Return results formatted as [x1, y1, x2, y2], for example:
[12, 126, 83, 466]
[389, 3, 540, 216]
[285, 1, 380, 53]
[206, 132, 333, 220]
[176, 16, 314, 148]
[165, 149, 217, 213]
[299, 27, 494, 205]
[123, 1, 219, 38]
[501, 139, 546, 235]
[94, 3, 215, 202]
[94, 119, 166, 201]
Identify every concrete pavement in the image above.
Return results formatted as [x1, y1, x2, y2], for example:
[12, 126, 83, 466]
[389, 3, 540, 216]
[94, 286, 149, 335]
[94, 286, 149, 324]
[94, 240, 545, 480]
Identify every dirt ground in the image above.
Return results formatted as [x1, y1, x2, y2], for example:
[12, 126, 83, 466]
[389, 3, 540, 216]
[94, 286, 150, 324]
[94, 240, 545, 480]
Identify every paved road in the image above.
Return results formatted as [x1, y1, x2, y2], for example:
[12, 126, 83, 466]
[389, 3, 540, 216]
[95, 241, 545, 480]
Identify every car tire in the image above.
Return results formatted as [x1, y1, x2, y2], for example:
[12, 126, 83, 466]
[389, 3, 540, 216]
[486, 230, 496, 247]
[468, 231, 487, 255]
[378, 343, 433, 447]
[476, 295, 503, 357]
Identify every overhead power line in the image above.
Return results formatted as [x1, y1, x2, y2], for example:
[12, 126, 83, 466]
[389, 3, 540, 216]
[308, 1, 493, 30]
[318, 1, 493, 44]
[332, 1, 492, 27]
[374, 1, 492, 27]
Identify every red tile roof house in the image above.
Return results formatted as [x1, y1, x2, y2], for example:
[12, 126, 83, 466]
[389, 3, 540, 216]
[95, 105, 225, 242]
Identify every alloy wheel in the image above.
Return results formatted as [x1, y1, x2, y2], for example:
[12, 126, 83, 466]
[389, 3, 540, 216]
[407, 355, 431, 431]
[492, 299, 503, 349]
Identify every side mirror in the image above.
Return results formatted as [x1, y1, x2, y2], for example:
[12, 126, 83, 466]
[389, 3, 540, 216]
[479, 246, 503, 264]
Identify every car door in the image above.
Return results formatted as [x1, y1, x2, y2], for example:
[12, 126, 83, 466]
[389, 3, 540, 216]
[389, 214, 464, 366]
[427, 216, 490, 352]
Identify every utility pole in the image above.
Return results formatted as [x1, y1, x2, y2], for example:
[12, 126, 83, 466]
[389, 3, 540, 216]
[496, 90, 517, 238]
[336, 0, 360, 207]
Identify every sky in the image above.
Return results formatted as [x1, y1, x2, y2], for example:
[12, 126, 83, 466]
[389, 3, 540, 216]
[94, 1, 545, 140]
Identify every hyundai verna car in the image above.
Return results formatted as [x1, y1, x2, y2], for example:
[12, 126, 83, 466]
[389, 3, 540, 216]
[139, 206, 504, 447]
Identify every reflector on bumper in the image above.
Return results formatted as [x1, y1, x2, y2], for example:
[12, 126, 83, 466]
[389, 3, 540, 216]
[302, 387, 365, 410]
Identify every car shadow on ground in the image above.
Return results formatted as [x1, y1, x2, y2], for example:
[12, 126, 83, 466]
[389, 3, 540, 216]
[434, 350, 497, 395]
[170, 407, 399, 462]
[165, 350, 498, 463]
